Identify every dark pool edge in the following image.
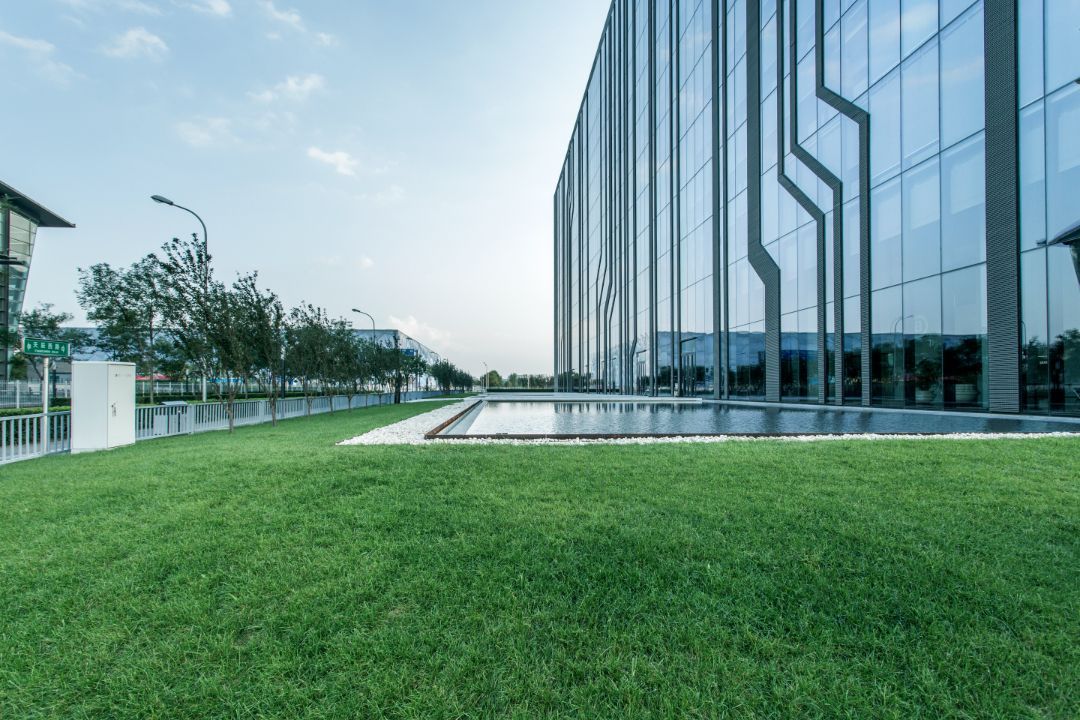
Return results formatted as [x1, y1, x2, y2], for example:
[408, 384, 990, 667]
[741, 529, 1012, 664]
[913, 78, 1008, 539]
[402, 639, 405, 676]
[424, 400, 484, 439]
[428, 430, 1080, 441]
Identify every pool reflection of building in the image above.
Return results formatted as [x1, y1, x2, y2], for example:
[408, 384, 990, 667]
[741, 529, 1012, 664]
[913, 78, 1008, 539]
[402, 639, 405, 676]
[553, 0, 1080, 416]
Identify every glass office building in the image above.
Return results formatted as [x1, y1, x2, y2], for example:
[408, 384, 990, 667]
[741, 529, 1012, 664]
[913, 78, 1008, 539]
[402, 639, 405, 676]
[1, 181, 75, 380]
[553, 0, 1080, 416]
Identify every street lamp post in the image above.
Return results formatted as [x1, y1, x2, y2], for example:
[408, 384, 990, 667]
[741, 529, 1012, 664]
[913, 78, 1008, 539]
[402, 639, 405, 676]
[481, 361, 488, 394]
[151, 194, 210, 402]
[351, 308, 376, 332]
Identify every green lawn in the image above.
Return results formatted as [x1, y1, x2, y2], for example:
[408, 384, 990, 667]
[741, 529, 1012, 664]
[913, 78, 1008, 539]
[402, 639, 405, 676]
[1, 403, 1077, 719]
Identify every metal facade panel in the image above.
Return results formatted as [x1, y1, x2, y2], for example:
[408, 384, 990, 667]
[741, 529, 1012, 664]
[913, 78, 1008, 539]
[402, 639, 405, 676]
[984, 0, 1021, 413]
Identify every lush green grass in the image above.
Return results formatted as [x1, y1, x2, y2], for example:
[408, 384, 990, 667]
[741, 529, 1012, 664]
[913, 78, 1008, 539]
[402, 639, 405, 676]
[1, 403, 1077, 719]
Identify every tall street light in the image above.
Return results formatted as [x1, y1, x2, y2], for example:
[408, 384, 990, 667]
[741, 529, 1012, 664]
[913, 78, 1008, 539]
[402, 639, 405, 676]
[351, 308, 376, 332]
[152, 194, 210, 402]
[482, 361, 488, 394]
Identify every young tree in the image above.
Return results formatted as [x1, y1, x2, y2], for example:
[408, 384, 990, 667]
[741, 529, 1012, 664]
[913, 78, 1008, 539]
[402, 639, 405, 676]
[430, 359, 456, 392]
[233, 273, 285, 425]
[286, 303, 334, 414]
[77, 256, 175, 403]
[157, 234, 216, 399]
[201, 280, 254, 432]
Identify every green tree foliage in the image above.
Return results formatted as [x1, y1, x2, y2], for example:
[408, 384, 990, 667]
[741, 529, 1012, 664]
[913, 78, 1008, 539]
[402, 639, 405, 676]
[76, 257, 178, 403]
[157, 234, 216, 390]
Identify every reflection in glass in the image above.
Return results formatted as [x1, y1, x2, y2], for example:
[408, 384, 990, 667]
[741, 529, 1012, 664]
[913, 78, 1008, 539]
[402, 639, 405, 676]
[901, 39, 939, 169]
[872, 177, 903, 289]
[939, 3, 984, 149]
[1017, 0, 1043, 108]
[842, 0, 869, 100]
[870, 69, 901, 184]
[1021, 249, 1049, 412]
[904, 276, 942, 407]
[940, 133, 985, 271]
[1046, 84, 1080, 241]
[1020, 102, 1047, 250]
[872, 285, 904, 405]
[900, 0, 937, 59]
[1046, 0, 1080, 93]
[869, 0, 900, 84]
[1048, 244, 1080, 415]
[844, 295, 862, 402]
[902, 158, 941, 282]
[942, 265, 986, 409]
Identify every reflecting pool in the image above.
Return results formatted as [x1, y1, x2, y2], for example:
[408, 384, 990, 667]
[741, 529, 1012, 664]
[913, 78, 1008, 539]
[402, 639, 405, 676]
[438, 401, 1078, 437]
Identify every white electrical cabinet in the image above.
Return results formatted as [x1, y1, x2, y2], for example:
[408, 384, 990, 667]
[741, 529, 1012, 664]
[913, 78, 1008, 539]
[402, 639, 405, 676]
[71, 362, 136, 454]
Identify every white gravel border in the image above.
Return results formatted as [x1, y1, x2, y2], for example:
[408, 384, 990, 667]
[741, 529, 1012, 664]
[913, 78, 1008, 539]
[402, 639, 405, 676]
[338, 400, 1080, 446]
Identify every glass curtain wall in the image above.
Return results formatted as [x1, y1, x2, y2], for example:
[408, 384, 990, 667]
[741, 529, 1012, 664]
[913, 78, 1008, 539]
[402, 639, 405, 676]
[1018, 0, 1080, 416]
[555, 0, 1079, 417]
[1, 207, 38, 379]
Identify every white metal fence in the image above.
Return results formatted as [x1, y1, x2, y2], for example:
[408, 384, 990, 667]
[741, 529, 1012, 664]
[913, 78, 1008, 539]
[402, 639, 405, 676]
[2, 390, 445, 465]
[1, 379, 441, 409]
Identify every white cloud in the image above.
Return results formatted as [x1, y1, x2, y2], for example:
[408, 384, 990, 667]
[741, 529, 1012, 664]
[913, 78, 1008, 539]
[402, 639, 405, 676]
[103, 27, 168, 60]
[180, 0, 231, 16]
[259, 1, 338, 46]
[0, 30, 54, 54]
[0, 30, 76, 84]
[260, 0, 303, 30]
[307, 146, 357, 176]
[389, 315, 456, 351]
[314, 254, 375, 271]
[249, 73, 324, 103]
[176, 117, 233, 147]
[60, 0, 162, 14]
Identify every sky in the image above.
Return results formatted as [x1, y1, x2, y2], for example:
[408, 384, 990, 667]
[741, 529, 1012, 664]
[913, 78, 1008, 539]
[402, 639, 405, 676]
[0, 0, 610, 376]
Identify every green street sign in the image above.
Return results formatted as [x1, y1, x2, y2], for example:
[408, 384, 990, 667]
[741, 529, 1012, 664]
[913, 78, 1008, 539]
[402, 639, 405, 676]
[22, 338, 70, 358]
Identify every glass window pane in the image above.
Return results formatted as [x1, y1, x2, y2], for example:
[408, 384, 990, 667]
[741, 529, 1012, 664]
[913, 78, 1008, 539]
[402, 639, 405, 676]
[869, 0, 901, 83]
[872, 176, 903, 289]
[761, 16, 777, 97]
[901, 0, 938, 58]
[905, 275, 943, 407]
[902, 157, 941, 281]
[798, 54, 816, 142]
[781, 231, 798, 314]
[872, 285, 904, 404]
[939, 3, 984, 148]
[870, 68, 902, 184]
[901, 39, 939, 169]
[798, 223, 817, 310]
[1046, 0, 1080, 93]
[942, 265, 987, 408]
[825, 25, 842, 91]
[941, 133, 985, 271]
[843, 0, 869, 99]
[843, 199, 861, 298]
[1021, 248, 1049, 413]
[940, 0, 975, 26]
[1046, 83, 1080, 241]
[1020, 101, 1047, 250]
[1018, 0, 1044, 107]
[1048, 245, 1080, 415]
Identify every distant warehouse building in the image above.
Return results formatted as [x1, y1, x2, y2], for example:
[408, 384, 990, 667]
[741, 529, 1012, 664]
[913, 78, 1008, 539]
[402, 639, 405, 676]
[553, 0, 1080, 417]
[1, 181, 75, 380]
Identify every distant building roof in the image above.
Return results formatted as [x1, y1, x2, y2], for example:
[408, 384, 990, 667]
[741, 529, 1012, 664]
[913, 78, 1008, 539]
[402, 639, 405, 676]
[0, 180, 75, 228]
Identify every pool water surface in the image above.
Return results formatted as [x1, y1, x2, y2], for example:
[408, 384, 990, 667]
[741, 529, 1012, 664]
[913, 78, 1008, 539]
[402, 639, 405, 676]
[437, 400, 1078, 438]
